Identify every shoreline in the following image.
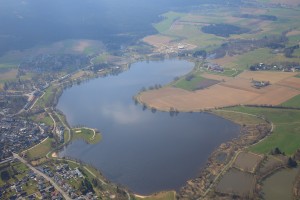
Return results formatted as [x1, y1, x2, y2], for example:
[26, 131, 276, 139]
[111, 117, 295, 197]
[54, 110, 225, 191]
[24, 56, 274, 199]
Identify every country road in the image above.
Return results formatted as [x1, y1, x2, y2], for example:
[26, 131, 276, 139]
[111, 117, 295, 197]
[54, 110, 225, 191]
[13, 153, 71, 200]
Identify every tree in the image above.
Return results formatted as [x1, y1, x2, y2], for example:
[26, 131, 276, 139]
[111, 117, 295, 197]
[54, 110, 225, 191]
[287, 157, 297, 168]
[79, 178, 94, 195]
[1, 171, 10, 182]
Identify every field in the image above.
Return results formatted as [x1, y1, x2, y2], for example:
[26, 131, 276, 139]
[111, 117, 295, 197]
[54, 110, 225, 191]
[135, 191, 176, 200]
[258, 0, 300, 6]
[213, 110, 266, 125]
[233, 152, 263, 173]
[224, 106, 300, 155]
[0, 69, 18, 82]
[143, 35, 174, 47]
[26, 137, 54, 160]
[278, 77, 300, 90]
[262, 167, 299, 200]
[172, 72, 220, 91]
[281, 94, 300, 108]
[146, 3, 300, 54]
[138, 71, 300, 112]
[215, 168, 256, 197]
[72, 128, 102, 144]
[258, 155, 286, 176]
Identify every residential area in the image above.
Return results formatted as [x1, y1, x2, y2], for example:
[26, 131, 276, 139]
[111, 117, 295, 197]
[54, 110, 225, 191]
[0, 117, 49, 160]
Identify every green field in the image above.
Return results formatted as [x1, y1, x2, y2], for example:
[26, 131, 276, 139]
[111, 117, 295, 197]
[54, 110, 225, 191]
[72, 128, 102, 144]
[173, 74, 205, 91]
[281, 94, 300, 108]
[154, 11, 186, 33]
[224, 106, 300, 155]
[27, 137, 55, 159]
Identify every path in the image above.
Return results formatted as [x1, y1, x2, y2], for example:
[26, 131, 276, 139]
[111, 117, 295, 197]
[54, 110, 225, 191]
[45, 108, 56, 132]
[13, 153, 71, 200]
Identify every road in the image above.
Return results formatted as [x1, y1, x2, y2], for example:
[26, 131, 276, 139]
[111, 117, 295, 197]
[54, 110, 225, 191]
[13, 153, 71, 200]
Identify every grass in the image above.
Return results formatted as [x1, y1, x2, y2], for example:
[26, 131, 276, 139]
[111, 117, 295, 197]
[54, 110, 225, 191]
[135, 191, 176, 200]
[224, 106, 300, 155]
[0, 161, 29, 186]
[72, 128, 102, 144]
[173, 74, 205, 91]
[93, 53, 109, 64]
[213, 110, 266, 125]
[154, 11, 186, 33]
[281, 94, 300, 108]
[205, 68, 243, 77]
[26, 138, 54, 159]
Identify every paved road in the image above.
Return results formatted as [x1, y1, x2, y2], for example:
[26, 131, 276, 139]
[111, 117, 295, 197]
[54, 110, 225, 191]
[13, 153, 71, 200]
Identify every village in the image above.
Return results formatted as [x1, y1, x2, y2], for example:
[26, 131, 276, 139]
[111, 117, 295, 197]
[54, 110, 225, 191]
[0, 159, 64, 200]
[0, 117, 49, 160]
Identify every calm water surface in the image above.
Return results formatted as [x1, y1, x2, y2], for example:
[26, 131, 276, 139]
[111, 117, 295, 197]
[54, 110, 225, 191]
[57, 60, 240, 194]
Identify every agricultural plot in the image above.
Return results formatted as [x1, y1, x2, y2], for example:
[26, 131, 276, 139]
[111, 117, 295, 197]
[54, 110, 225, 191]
[278, 77, 300, 90]
[225, 107, 300, 155]
[281, 94, 300, 108]
[138, 71, 300, 112]
[257, 155, 287, 177]
[173, 74, 219, 91]
[262, 167, 299, 200]
[215, 168, 256, 197]
[233, 152, 264, 173]
[238, 71, 295, 84]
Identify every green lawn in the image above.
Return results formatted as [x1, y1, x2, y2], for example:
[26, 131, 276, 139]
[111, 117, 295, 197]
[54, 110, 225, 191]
[27, 138, 54, 159]
[281, 94, 300, 108]
[154, 11, 186, 33]
[173, 74, 205, 91]
[72, 128, 102, 144]
[224, 106, 300, 155]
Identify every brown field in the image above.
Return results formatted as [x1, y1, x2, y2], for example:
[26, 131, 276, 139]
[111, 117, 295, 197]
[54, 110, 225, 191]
[138, 85, 259, 111]
[143, 35, 173, 47]
[286, 30, 300, 37]
[201, 73, 234, 82]
[215, 168, 256, 197]
[278, 76, 300, 90]
[233, 152, 264, 173]
[248, 85, 300, 105]
[267, 0, 300, 6]
[220, 78, 267, 94]
[0, 69, 18, 81]
[212, 55, 237, 67]
[73, 40, 92, 52]
[240, 8, 267, 15]
[138, 71, 300, 111]
[238, 71, 295, 83]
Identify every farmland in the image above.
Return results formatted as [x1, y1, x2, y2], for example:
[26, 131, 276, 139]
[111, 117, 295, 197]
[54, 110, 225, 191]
[224, 106, 300, 155]
[215, 168, 256, 197]
[138, 70, 300, 112]
[262, 167, 299, 200]
[232, 152, 263, 173]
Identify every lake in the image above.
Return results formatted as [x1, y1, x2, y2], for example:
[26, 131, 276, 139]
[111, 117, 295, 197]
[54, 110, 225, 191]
[57, 59, 240, 195]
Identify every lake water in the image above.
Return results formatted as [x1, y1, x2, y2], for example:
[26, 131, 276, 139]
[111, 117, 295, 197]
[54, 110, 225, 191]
[57, 59, 240, 195]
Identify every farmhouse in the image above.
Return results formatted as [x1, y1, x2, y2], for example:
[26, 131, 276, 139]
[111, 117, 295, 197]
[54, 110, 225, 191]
[252, 80, 270, 89]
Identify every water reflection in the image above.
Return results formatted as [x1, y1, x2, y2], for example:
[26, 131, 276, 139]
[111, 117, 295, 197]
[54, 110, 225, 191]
[57, 60, 240, 194]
